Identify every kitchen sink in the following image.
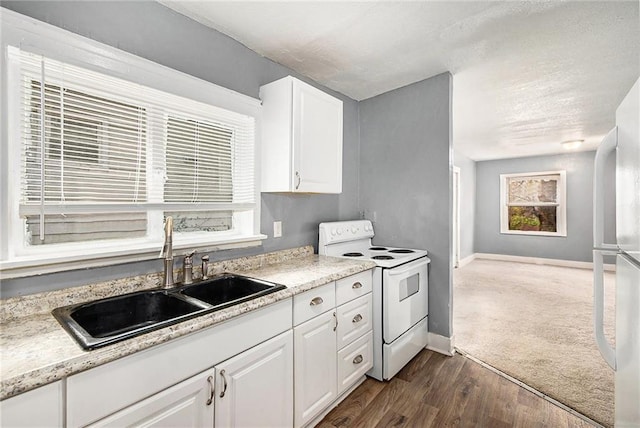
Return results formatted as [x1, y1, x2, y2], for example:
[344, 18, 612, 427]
[52, 274, 286, 350]
[53, 290, 209, 350]
[177, 274, 287, 308]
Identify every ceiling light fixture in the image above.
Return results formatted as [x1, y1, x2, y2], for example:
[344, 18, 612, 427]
[561, 139, 584, 150]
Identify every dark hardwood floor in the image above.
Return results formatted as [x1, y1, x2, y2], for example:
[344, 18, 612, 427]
[317, 350, 594, 428]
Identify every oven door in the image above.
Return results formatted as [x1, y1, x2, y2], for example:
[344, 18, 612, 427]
[382, 257, 430, 343]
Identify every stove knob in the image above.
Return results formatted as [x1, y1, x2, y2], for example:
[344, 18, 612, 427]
[351, 226, 357, 234]
[331, 228, 336, 236]
[337, 228, 343, 235]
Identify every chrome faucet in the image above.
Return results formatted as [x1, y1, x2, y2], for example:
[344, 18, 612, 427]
[161, 216, 174, 287]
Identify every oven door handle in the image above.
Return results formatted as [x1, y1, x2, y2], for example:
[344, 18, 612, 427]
[386, 258, 430, 276]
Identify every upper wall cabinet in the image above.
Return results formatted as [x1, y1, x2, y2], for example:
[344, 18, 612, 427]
[260, 76, 343, 193]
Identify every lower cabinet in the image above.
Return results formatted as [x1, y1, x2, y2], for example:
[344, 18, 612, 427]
[0, 381, 63, 427]
[89, 370, 215, 427]
[293, 271, 374, 427]
[215, 330, 293, 428]
[294, 310, 338, 428]
[337, 332, 373, 395]
[66, 299, 292, 427]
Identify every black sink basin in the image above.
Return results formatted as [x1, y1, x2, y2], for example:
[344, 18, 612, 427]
[53, 274, 286, 350]
[178, 274, 286, 308]
[52, 290, 209, 350]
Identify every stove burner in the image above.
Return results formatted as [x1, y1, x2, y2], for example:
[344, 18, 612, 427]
[372, 255, 395, 260]
[343, 252, 364, 257]
[389, 249, 415, 254]
[369, 247, 388, 251]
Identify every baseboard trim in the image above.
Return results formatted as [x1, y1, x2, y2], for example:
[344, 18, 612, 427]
[473, 253, 616, 272]
[426, 332, 455, 356]
[458, 254, 476, 268]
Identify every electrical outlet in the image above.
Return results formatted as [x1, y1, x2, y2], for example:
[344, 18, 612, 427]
[273, 221, 282, 238]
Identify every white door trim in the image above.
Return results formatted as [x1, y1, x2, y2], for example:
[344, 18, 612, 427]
[453, 166, 461, 268]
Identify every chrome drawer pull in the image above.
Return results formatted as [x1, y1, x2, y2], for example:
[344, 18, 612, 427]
[352, 314, 363, 323]
[310, 297, 324, 306]
[353, 355, 363, 365]
[206, 375, 214, 405]
[352, 282, 363, 289]
[219, 369, 228, 398]
[333, 312, 338, 331]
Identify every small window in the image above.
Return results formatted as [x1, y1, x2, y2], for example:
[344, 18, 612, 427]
[500, 171, 567, 236]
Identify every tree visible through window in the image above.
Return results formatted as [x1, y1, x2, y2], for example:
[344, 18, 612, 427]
[500, 171, 567, 236]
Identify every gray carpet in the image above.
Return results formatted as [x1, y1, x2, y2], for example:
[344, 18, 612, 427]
[453, 259, 615, 427]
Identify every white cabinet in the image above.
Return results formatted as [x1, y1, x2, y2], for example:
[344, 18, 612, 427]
[67, 299, 292, 427]
[336, 294, 372, 350]
[337, 332, 373, 395]
[0, 381, 63, 427]
[215, 330, 293, 428]
[89, 369, 214, 427]
[294, 310, 338, 427]
[293, 270, 374, 427]
[260, 76, 343, 194]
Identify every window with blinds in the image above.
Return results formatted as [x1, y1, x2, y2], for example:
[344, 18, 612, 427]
[10, 46, 257, 249]
[500, 171, 567, 236]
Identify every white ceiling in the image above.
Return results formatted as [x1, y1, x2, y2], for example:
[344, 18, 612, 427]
[161, 1, 639, 161]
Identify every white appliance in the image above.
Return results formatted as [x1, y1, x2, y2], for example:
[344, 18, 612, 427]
[593, 77, 640, 427]
[319, 220, 430, 381]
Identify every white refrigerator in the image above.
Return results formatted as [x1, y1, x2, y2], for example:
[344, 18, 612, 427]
[593, 77, 640, 427]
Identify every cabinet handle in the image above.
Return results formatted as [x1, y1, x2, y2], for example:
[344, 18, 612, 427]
[352, 314, 363, 323]
[310, 297, 324, 306]
[219, 369, 228, 398]
[206, 375, 214, 405]
[333, 312, 338, 331]
[353, 355, 363, 365]
[295, 171, 301, 190]
[352, 282, 363, 289]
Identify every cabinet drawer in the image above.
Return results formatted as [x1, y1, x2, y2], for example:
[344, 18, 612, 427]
[293, 282, 336, 326]
[336, 293, 372, 350]
[337, 332, 373, 395]
[336, 270, 372, 306]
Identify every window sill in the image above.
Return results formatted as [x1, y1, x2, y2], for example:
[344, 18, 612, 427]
[0, 234, 267, 279]
[500, 230, 567, 237]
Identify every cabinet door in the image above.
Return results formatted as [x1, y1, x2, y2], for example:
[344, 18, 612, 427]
[1, 381, 63, 427]
[215, 331, 293, 428]
[292, 79, 343, 193]
[89, 369, 214, 427]
[294, 310, 338, 427]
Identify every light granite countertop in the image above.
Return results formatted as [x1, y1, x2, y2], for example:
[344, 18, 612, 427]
[0, 247, 375, 400]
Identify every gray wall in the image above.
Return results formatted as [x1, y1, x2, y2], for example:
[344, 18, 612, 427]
[475, 150, 616, 262]
[0, 1, 360, 296]
[359, 73, 453, 338]
[454, 151, 476, 260]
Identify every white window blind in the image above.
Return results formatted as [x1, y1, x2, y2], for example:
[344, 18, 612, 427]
[11, 46, 256, 246]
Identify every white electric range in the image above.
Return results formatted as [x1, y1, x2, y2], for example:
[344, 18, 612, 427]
[319, 220, 430, 381]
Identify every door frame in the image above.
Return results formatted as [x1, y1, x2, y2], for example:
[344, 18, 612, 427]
[453, 166, 461, 268]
